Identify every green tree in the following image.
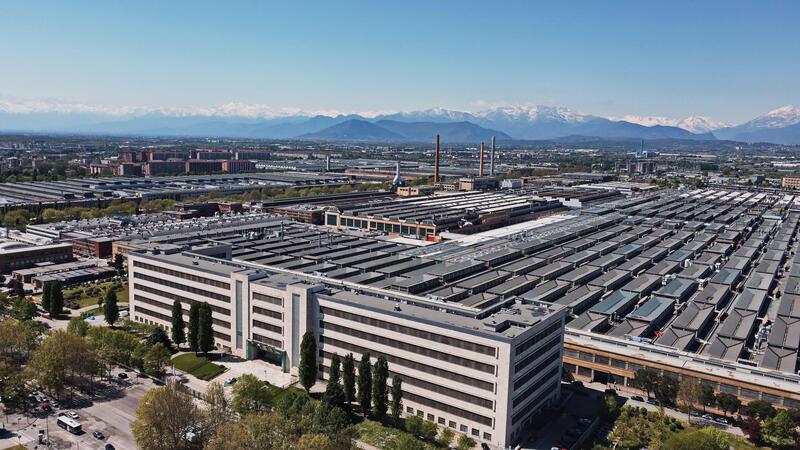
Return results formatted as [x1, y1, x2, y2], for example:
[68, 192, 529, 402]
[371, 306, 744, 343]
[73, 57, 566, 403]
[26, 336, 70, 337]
[420, 420, 437, 441]
[3, 209, 31, 230]
[132, 379, 204, 450]
[170, 299, 186, 347]
[231, 374, 272, 415]
[699, 384, 716, 412]
[188, 301, 200, 353]
[357, 352, 372, 415]
[146, 327, 173, 351]
[762, 410, 796, 447]
[28, 330, 98, 398]
[66, 316, 90, 336]
[41, 281, 53, 313]
[456, 434, 476, 450]
[328, 353, 341, 384]
[438, 427, 455, 447]
[342, 353, 356, 404]
[677, 379, 703, 423]
[197, 302, 214, 354]
[371, 355, 389, 419]
[322, 353, 344, 408]
[715, 392, 741, 417]
[631, 368, 659, 400]
[298, 331, 318, 393]
[741, 399, 777, 420]
[204, 381, 233, 437]
[11, 298, 37, 321]
[49, 281, 64, 316]
[143, 343, 171, 376]
[405, 415, 424, 436]
[103, 287, 119, 326]
[386, 434, 425, 450]
[113, 253, 125, 274]
[390, 375, 403, 424]
[654, 375, 679, 406]
[662, 427, 728, 450]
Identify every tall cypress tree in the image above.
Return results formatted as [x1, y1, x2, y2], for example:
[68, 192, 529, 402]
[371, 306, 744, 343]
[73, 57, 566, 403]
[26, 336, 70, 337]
[298, 331, 318, 392]
[103, 287, 118, 325]
[390, 375, 403, 424]
[372, 355, 389, 418]
[328, 353, 341, 385]
[188, 301, 201, 353]
[41, 281, 53, 313]
[322, 353, 344, 407]
[50, 281, 64, 316]
[357, 353, 372, 415]
[197, 302, 214, 354]
[170, 299, 186, 346]
[342, 353, 356, 404]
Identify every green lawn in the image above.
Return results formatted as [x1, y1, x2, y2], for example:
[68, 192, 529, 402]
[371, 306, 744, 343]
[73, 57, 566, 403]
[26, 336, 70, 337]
[355, 419, 440, 450]
[171, 353, 226, 380]
[63, 279, 128, 309]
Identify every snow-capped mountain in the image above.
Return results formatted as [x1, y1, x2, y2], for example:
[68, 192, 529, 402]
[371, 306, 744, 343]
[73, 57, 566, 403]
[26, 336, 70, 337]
[740, 105, 800, 129]
[613, 115, 729, 133]
[473, 105, 593, 124]
[713, 105, 800, 144]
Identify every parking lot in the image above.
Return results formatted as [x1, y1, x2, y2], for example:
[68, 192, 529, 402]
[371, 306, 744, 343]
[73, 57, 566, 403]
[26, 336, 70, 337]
[1, 367, 154, 450]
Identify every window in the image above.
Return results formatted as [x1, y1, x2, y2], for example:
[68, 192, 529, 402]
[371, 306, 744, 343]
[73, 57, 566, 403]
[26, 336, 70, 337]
[460, 425, 468, 433]
[252, 320, 282, 335]
[578, 352, 593, 362]
[514, 336, 561, 373]
[483, 432, 492, 441]
[252, 333, 282, 349]
[595, 355, 610, 365]
[133, 260, 230, 289]
[406, 406, 414, 414]
[427, 414, 434, 421]
[403, 392, 493, 426]
[448, 421, 456, 429]
[417, 410, 424, 417]
[437, 417, 445, 425]
[134, 272, 229, 302]
[253, 292, 283, 306]
[471, 429, 479, 437]
[514, 352, 561, 390]
[719, 384, 738, 395]
[515, 321, 563, 355]
[611, 359, 627, 369]
[564, 349, 579, 359]
[740, 388, 759, 399]
[253, 306, 282, 320]
[762, 393, 782, 405]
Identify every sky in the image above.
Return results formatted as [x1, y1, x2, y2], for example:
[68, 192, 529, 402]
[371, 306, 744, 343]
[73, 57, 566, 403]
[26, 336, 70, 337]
[0, 0, 798, 123]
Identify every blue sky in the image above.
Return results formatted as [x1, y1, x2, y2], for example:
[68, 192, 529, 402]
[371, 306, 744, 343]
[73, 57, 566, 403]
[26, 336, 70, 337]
[0, 0, 798, 123]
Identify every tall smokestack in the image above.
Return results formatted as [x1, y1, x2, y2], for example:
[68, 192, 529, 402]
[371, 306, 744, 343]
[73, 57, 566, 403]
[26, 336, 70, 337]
[490, 136, 495, 176]
[478, 142, 484, 177]
[434, 134, 440, 184]
[325, 155, 331, 172]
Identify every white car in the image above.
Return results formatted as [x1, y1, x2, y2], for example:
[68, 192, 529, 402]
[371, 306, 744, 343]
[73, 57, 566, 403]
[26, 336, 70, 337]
[67, 411, 79, 419]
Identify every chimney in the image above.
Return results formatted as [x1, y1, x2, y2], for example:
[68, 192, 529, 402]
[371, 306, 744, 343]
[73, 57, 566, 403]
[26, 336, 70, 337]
[490, 136, 496, 176]
[434, 134, 440, 184]
[478, 142, 484, 177]
[325, 155, 331, 172]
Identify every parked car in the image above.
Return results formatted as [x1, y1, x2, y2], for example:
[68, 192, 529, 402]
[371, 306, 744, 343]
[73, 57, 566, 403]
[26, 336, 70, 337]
[715, 417, 729, 425]
[49, 400, 59, 408]
[105, 444, 115, 450]
[631, 395, 645, 402]
[40, 403, 51, 412]
[117, 373, 128, 379]
[67, 411, 79, 419]
[93, 431, 105, 439]
[702, 413, 714, 421]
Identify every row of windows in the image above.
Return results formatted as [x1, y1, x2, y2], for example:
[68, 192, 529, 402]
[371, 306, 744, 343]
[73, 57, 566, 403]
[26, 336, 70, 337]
[134, 272, 229, 302]
[320, 352, 493, 409]
[511, 380, 557, 425]
[514, 336, 562, 374]
[253, 320, 282, 335]
[133, 294, 231, 329]
[514, 320, 563, 357]
[512, 366, 560, 408]
[252, 333, 282, 349]
[321, 321, 495, 374]
[136, 284, 231, 315]
[320, 306, 496, 357]
[403, 391, 493, 427]
[513, 351, 562, 392]
[320, 335, 494, 391]
[133, 260, 230, 289]
[253, 306, 283, 320]
[406, 405, 491, 441]
[253, 292, 283, 307]
[133, 305, 231, 341]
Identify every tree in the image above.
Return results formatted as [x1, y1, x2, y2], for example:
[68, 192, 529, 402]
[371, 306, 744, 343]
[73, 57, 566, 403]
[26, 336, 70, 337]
[456, 434, 477, 450]
[66, 316, 90, 336]
[206, 413, 297, 450]
[41, 281, 53, 313]
[328, 353, 341, 385]
[322, 354, 344, 408]
[357, 352, 372, 415]
[739, 416, 763, 444]
[170, 299, 186, 347]
[699, 384, 716, 412]
[132, 380, 204, 450]
[741, 399, 776, 420]
[103, 287, 119, 326]
[11, 298, 37, 321]
[188, 302, 200, 353]
[298, 331, 318, 392]
[143, 343, 171, 376]
[28, 330, 98, 398]
[113, 253, 125, 274]
[146, 327, 173, 351]
[420, 420, 437, 441]
[371, 355, 389, 419]
[405, 415, 424, 436]
[715, 393, 741, 417]
[677, 379, 703, 423]
[49, 281, 64, 316]
[762, 410, 796, 447]
[204, 381, 233, 437]
[654, 375, 679, 406]
[662, 427, 728, 450]
[297, 434, 335, 450]
[390, 375, 403, 424]
[631, 368, 659, 399]
[197, 302, 214, 354]
[438, 427, 455, 448]
[6, 279, 24, 298]
[231, 374, 272, 415]
[386, 434, 425, 450]
[342, 353, 356, 404]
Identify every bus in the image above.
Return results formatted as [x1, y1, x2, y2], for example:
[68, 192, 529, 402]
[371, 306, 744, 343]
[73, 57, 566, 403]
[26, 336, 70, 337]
[56, 416, 82, 434]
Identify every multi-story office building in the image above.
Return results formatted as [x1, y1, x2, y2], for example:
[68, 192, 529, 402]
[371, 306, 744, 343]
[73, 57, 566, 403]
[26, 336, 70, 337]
[127, 246, 567, 448]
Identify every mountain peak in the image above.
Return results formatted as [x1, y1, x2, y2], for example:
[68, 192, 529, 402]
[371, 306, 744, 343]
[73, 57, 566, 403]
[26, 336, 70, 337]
[745, 105, 800, 129]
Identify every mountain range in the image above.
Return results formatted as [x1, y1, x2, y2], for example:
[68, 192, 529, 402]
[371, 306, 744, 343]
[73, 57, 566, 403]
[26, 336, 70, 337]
[2, 100, 800, 144]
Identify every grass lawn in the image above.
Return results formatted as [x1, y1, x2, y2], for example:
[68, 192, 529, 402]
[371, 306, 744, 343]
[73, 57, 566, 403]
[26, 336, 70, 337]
[266, 385, 306, 407]
[171, 353, 226, 381]
[63, 279, 128, 309]
[355, 419, 440, 450]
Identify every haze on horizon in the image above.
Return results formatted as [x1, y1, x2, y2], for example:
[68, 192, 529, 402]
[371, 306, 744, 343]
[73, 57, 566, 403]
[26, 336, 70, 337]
[0, 0, 798, 124]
